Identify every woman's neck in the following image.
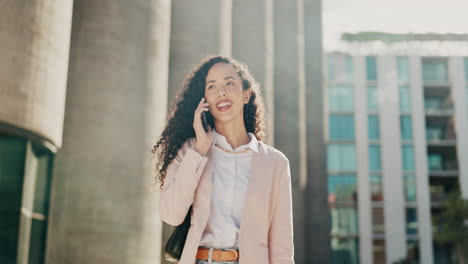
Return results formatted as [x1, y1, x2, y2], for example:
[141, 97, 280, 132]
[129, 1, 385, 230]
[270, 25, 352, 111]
[214, 119, 250, 150]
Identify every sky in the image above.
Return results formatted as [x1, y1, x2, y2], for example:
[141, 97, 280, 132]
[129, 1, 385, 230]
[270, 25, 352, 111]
[322, 0, 468, 51]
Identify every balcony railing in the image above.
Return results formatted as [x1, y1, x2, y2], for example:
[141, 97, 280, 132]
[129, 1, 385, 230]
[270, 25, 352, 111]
[428, 159, 458, 171]
[426, 129, 456, 141]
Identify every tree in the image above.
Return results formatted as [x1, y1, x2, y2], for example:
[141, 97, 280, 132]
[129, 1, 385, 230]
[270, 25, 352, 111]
[433, 191, 468, 264]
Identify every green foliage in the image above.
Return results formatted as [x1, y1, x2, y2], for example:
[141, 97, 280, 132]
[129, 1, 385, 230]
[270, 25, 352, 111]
[433, 191, 468, 261]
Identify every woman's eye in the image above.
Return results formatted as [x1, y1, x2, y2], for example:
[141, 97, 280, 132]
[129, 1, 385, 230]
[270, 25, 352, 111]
[208, 85, 214, 89]
[227, 82, 233, 86]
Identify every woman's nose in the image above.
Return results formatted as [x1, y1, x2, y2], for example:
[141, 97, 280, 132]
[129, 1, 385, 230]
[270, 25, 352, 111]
[217, 88, 227, 97]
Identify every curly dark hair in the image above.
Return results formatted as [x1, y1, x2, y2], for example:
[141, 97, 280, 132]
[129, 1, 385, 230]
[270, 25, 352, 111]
[151, 55, 266, 189]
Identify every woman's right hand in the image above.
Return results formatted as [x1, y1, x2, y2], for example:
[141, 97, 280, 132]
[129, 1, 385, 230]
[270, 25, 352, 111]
[192, 97, 213, 156]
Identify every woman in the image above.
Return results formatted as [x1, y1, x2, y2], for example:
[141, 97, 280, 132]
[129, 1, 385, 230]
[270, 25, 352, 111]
[152, 55, 294, 264]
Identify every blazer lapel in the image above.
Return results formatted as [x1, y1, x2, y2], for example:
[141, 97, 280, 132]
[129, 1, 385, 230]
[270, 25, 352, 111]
[239, 142, 268, 243]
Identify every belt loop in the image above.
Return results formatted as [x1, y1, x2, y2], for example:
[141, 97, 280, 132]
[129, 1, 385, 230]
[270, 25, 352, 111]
[208, 247, 214, 264]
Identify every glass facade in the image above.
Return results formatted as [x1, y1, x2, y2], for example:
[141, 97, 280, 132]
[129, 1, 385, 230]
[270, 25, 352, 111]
[330, 206, 359, 236]
[428, 153, 443, 170]
[329, 85, 354, 111]
[327, 144, 356, 172]
[399, 86, 411, 111]
[404, 175, 417, 202]
[464, 57, 468, 80]
[370, 175, 383, 202]
[368, 115, 380, 140]
[373, 239, 386, 264]
[367, 85, 379, 111]
[328, 175, 357, 203]
[466, 58, 468, 113]
[406, 208, 418, 235]
[0, 135, 53, 264]
[327, 54, 354, 82]
[324, 53, 468, 263]
[327, 59, 359, 264]
[366, 56, 377, 81]
[397, 57, 409, 82]
[331, 238, 359, 264]
[406, 240, 420, 263]
[402, 145, 415, 171]
[422, 59, 449, 82]
[371, 207, 385, 234]
[329, 115, 355, 140]
[369, 145, 382, 171]
[400, 115, 413, 140]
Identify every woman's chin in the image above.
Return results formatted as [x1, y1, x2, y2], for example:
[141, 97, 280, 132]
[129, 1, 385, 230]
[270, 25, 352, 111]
[212, 114, 235, 123]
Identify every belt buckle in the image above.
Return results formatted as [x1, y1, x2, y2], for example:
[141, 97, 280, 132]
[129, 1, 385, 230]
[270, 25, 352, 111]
[221, 248, 238, 262]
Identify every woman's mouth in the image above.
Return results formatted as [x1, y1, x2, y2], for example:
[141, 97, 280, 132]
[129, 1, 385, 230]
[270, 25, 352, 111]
[216, 100, 232, 112]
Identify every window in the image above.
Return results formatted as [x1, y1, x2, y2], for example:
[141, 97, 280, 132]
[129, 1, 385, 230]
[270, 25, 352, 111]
[426, 126, 444, 141]
[464, 57, 468, 81]
[331, 238, 360, 264]
[369, 145, 382, 171]
[373, 240, 386, 264]
[327, 55, 353, 82]
[370, 175, 383, 201]
[402, 145, 415, 171]
[424, 96, 443, 110]
[328, 175, 357, 203]
[428, 154, 443, 170]
[0, 136, 53, 264]
[330, 206, 359, 236]
[422, 59, 448, 81]
[372, 207, 385, 234]
[366, 56, 377, 80]
[367, 85, 379, 111]
[404, 175, 417, 202]
[406, 240, 420, 263]
[0, 136, 27, 263]
[400, 115, 413, 140]
[368, 115, 380, 140]
[329, 85, 354, 111]
[397, 56, 409, 82]
[406, 208, 418, 235]
[399, 86, 411, 111]
[328, 144, 356, 172]
[329, 115, 355, 140]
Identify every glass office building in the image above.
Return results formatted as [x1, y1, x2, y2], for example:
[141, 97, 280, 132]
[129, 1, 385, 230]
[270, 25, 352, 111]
[325, 53, 468, 264]
[0, 131, 54, 264]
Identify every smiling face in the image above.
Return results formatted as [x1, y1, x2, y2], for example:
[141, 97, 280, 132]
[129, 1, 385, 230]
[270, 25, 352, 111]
[204, 62, 251, 124]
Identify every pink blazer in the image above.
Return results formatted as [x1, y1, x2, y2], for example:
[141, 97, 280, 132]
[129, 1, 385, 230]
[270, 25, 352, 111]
[158, 137, 294, 264]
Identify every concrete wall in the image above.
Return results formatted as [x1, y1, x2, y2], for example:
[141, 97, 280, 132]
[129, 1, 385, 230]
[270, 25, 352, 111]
[46, 0, 171, 263]
[0, 0, 73, 148]
[303, 0, 330, 262]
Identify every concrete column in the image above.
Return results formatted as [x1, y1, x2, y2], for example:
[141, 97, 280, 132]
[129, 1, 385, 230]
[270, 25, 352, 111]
[378, 56, 407, 262]
[167, 0, 223, 103]
[409, 56, 434, 264]
[449, 57, 468, 199]
[0, 0, 73, 148]
[272, 0, 306, 262]
[46, 1, 171, 263]
[354, 56, 373, 264]
[303, 0, 329, 262]
[232, 0, 275, 145]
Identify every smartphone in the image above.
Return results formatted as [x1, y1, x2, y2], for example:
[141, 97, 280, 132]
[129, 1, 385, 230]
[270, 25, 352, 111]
[201, 110, 209, 132]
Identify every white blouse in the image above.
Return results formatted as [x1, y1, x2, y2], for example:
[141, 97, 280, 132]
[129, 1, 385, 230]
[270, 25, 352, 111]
[198, 129, 259, 249]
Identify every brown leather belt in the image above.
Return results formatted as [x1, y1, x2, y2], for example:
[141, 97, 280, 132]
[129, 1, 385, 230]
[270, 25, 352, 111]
[196, 247, 239, 262]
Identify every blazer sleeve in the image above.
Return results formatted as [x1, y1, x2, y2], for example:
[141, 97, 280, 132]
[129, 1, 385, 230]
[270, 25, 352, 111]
[268, 159, 295, 263]
[158, 139, 209, 226]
